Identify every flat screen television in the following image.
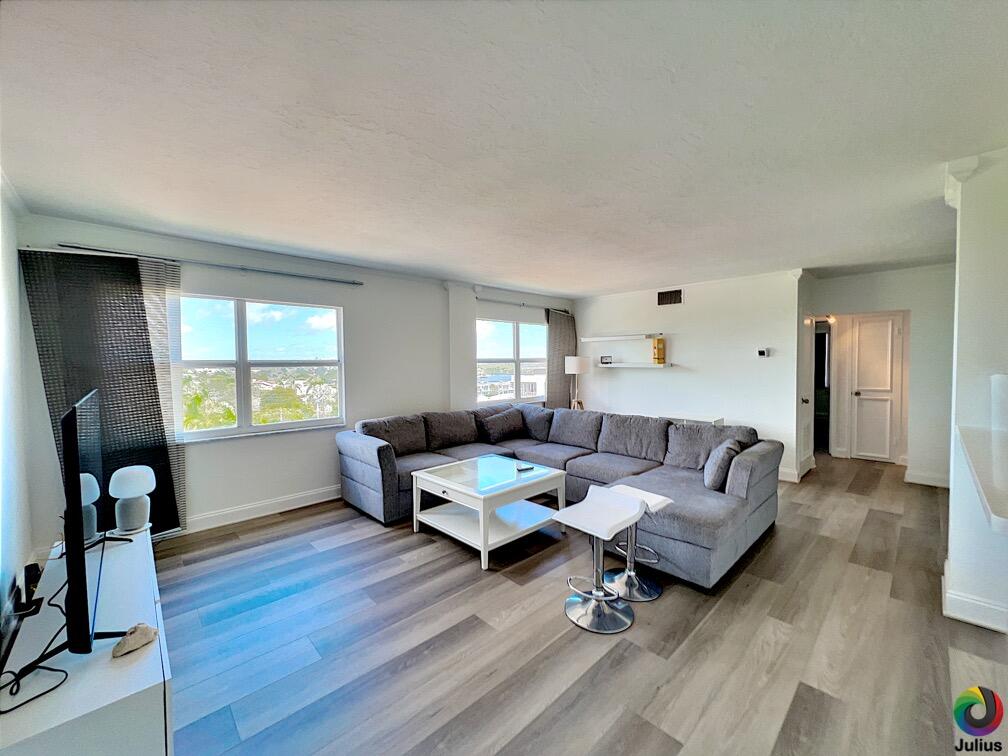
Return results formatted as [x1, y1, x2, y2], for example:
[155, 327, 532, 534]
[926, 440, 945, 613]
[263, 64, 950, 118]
[61, 389, 104, 654]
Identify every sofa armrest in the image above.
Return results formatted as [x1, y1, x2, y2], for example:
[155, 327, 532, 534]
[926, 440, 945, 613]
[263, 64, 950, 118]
[336, 430, 397, 500]
[725, 440, 784, 500]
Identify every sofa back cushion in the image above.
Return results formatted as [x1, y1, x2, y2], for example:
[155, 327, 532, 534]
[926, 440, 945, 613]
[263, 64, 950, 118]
[597, 413, 670, 463]
[664, 423, 759, 469]
[479, 407, 525, 444]
[514, 403, 554, 442]
[423, 410, 478, 450]
[548, 408, 603, 450]
[472, 403, 513, 441]
[356, 414, 427, 456]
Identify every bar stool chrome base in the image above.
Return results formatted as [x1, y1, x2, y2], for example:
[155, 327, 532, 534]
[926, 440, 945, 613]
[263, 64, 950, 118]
[564, 592, 635, 634]
[603, 567, 662, 602]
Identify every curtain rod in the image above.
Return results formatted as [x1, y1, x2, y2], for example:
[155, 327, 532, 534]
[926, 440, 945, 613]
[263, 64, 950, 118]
[475, 295, 570, 314]
[17, 243, 366, 287]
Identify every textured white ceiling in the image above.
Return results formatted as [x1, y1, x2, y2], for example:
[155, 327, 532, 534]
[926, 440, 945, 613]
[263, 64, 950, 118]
[2, 1, 1005, 297]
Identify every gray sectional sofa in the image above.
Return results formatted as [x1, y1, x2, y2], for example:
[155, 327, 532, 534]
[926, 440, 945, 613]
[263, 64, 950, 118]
[335, 404, 783, 588]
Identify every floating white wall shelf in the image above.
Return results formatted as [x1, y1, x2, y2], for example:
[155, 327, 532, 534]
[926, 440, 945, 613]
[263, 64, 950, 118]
[580, 333, 663, 343]
[597, 362, 671, 368]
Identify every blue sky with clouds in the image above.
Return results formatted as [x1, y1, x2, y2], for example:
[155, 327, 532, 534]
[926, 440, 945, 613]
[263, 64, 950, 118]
[476, 320, 547, 359]
[181, 298, 340, 361]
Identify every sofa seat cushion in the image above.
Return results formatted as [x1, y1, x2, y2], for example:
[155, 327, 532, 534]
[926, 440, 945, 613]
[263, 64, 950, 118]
[597, 413, 670, 463]
[547, 408, 603, 450]
[423, 410, 479, 450]
[615, 466, 748, 549]
[395, 452, 456, 490]
[566, 452, 660, 484]
[514, 442, 593, 469]
[357, 414, 428, 457]
[664, 423, 759, 469]
[439, 443, 516, 461]
[495, 437, 543, 452]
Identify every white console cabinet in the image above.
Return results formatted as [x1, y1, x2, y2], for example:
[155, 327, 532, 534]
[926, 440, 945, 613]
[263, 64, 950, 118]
[0, 531, 171, 755]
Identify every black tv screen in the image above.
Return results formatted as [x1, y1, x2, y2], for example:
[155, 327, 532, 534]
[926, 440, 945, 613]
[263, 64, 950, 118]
[60, 389, 104, 654]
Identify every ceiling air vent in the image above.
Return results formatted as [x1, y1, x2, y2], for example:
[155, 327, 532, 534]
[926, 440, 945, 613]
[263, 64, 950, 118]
[657, 289, 683, 306]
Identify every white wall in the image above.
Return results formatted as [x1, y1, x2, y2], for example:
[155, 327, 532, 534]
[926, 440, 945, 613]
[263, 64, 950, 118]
[808, 263, 955, 486]
[943, 148, 1008, 632]
[0, 176, 32, 628]
[16, 214, 570, 540]
[574, 271, 801, 480]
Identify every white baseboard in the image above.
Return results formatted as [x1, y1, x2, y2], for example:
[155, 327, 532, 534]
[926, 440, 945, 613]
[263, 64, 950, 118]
[904, 468, 950, 488]
[942, 566, 1008, 634]
[184, 484, 342, 533]
[779, 467, 800, 483]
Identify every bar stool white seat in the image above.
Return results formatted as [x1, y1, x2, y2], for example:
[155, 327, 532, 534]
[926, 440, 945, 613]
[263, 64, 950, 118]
[552, 485, 648, 634]
[604, 485, 673, 602]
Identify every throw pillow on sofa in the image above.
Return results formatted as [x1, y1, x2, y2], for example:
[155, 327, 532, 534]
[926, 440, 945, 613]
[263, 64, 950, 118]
[479, 407, 525, 444]
[514, 403, 554, 442]
[704, 438, 742, 491]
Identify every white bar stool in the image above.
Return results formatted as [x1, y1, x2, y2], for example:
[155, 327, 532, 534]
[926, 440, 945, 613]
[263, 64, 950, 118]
[604, 485, 673, 602]
[552, 486, 648, 634]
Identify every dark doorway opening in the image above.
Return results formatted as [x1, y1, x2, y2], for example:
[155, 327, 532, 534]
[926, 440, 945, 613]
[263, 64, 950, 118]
[814, 321, 831, 452]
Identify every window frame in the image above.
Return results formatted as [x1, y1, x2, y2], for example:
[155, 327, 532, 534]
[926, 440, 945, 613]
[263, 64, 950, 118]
[173, 293, 347, 441]
[476, 318, 547, 404]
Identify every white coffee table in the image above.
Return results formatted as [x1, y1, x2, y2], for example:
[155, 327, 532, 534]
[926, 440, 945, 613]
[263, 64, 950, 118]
[412, 454, 566, 569]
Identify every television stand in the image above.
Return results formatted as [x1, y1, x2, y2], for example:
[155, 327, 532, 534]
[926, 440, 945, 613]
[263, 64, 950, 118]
[0, 530, 171, 755]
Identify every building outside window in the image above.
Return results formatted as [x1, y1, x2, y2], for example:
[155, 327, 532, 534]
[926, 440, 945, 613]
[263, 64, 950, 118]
[476, 319, 547, 403]
[173, 295, 345, 439]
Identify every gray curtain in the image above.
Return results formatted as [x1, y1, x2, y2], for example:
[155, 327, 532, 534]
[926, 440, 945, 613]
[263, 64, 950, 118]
[545, 309, 577, 408]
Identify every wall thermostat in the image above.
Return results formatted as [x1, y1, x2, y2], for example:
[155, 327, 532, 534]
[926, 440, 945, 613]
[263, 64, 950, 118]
[757, 347, 771, 358]
[600, 355, 613, 364]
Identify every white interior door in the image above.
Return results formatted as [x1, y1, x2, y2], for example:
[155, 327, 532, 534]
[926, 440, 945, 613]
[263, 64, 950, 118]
[850, 313, 903, 461]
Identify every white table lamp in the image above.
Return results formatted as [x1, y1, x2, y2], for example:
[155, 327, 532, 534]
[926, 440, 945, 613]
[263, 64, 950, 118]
[109, 465, 156, 534]
[565, 355, 591, 410]
[80, 472, 100, 543]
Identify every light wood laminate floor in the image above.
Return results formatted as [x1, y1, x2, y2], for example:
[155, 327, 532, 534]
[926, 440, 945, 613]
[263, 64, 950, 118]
[155, 454, 1007, 755]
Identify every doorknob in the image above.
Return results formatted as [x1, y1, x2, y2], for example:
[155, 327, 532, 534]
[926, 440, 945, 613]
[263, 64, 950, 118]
[801, 397, 810, 404]
[853, 391, 861, 396]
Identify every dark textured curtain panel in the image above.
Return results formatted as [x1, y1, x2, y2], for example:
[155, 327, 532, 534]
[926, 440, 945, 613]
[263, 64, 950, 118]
[545, 309, 577, 409]
[20, 250, 182, 535]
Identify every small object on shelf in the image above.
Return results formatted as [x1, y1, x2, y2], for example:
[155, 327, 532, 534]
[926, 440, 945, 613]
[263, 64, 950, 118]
[111, 622, 159, 658]
[600, 355, 613, 365]
[110, 465, 156, 534]
[651, 337, 665, 364]
[757, 347, 771, 358]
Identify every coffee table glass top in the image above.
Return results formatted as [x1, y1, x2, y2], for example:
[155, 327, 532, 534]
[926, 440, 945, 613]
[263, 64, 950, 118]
[417, 454, 560, 496]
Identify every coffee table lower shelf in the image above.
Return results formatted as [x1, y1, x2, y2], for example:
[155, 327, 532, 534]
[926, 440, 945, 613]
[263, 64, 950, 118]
[417, 499, 557, 561]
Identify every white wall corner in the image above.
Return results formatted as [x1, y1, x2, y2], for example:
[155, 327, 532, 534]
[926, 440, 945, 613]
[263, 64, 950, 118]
[778, 466, 800, 484]
[904, 468, 950, 488]
[787, 268, 805, 282]
[798, 454, 816, 478]
[943, 563, 1008, 633]
[0, 172, 29, 216]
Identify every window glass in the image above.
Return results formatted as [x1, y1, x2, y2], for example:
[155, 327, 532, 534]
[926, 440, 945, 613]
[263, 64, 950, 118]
[519, 323, 547, 359]
[180, 297, 235, 361]
[181, 368, 237, 430]
[476, 362, 516, 402]
[246, 302, 339, 361]
[476, 320, 514, 359]
[520, 361, 547, 399]
[251, 366, 341, 425]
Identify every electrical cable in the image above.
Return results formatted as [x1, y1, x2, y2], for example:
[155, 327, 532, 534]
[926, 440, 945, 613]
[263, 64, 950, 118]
[0, 580, 70, 714]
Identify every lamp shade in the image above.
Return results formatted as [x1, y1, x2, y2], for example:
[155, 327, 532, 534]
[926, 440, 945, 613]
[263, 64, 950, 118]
[564, 356, 591, 375]
[109, 465, 156, 498]
[79, 473, 100, 506]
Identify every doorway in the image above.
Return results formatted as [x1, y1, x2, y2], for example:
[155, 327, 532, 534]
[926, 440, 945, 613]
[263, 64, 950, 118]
[805, 310, 908, 465]
[814, 321, 830, 452]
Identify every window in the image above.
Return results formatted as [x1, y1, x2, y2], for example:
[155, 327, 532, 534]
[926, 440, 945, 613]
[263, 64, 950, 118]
[174, 296, 345, 439]
[476, 319, 547, 403]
